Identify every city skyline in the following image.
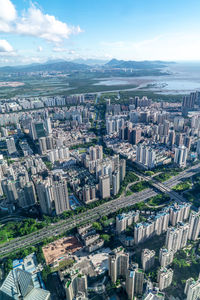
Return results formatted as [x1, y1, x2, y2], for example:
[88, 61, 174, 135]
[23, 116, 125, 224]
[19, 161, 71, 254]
[1, 0, 200, 65]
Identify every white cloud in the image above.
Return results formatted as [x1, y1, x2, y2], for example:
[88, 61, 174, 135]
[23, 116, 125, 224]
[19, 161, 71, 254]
[100, 33, 200, 61]
[0, 39, 13, 52]
[53, 47, 68, 53]
[52, 47, 76, 54]
[0, 0, 16, 22]
[0, 1, 82, 43]
[37, 46, 43, 52]
[0, 0, 17, 32]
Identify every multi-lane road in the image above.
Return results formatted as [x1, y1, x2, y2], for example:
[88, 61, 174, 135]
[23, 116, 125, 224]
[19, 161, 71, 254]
[0, 163, 200, 257]
[0, 189, 157, 257]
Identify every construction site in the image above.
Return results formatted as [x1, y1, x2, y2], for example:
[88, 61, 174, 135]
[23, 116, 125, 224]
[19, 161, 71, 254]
[42, 236, 82, 265]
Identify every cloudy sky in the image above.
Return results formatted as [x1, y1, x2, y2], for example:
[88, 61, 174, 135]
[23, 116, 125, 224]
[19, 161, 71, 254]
[0, 0, 200, 65]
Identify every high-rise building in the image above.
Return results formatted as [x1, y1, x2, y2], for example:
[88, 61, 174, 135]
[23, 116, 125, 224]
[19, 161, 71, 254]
[184, 276, 200, 300]
[169, 130, 175, 146]
[2, 179, 18, 203]
[136, 145, 156, 169]
[169, 202, 191, 226]
[134, 267, 145, 295]
[174, 145, 188, 167]
[154, 211, 169, 235]
[52, 178, 69, 215]
[34, 122, 46, 139]
[184, 136, 192, 151]
[99, 175, 110, 199]
[119, 126, 129, 141]
[29, 121, 37, 140]
[119, 159, 126, 183]
[112, 170, 120, 196]
[197, 139, 200, 156]
[6, 137, 17, 154]
[147, 148, 156, 169]
[159, 248, 174, 268]
[116, 211, 139, 234]
[175, 133, 183, 146]
[126, 269, 135, 300]
[188, 210, 200, 241]
[65, 273, 87, 300]
[182, 93, 195, 116]
[163, 120, 170, 136]
[143, 290, 165, 300]
[44, 117, 52, 135]
[174, 116, 184, 131]
[46, 136, 54, 150]
[165, 222, 189, 253]
[108, 249, 129, 283]
[141, 249, 155, 271]
[39, 137, 47, 154]
[35, 178, 53, 215]
[129, 128, 141, 145]
[22, 182, 37, 208]
[157, 267, 173, 291]
[89, 145, 103, 161]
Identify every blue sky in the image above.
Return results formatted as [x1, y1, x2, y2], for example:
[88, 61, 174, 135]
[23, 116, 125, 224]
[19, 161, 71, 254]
[0, 0, 200, 65]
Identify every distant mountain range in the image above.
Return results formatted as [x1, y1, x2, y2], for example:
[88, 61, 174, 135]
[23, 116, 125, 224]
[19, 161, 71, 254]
[0, 58, 175, 73]
[105, 58, 174, 69]
[72, 58, 109, 65]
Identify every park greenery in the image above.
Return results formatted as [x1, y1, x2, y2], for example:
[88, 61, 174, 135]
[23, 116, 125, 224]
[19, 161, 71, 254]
[172, 181, 191, 192]
[165, 243, 200, 298]
[147, 194, 170, 207]
[154, 168, 181, 182]
[0, 219, 47, 244]
[184, 174, 200, 207]
[130, 181, 149, 193]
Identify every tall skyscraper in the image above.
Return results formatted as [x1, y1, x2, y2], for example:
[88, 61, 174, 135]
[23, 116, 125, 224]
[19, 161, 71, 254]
[120, 159, 126, 183]
[188, 210, 200, 241]
[126, 269, 135, 300]
[39, 137, 47, 154]
[184, 136, 192, 151]
[116, 211, 139, 234]
[169, 130, 175, 146]
[197, 139, 200, 156]
[157, 267, 173, 291]
[165, 222, 189, 253]
[89, 145, 103, 161]
[175, 133, 183, 146]
[108, 249, 129, 283]
[159, 248, 174, 268]
[44, 117, 52, 135]
[35, 178, 53, 215]
[134, 267, 145, 295]
[6, 137, 17, 154]
[174, 116, 184, 131]
[128, 128, 141, 145]
[99, 175, 110, 199]
[184, 276, 200, 300]
[136, 145, 156, 169]
[2, 179, 18, 203]
[52, 178, 69, 215]
[112, 170, 120, 196]
[23, 182, 37, 208]
[174, 145, 188, 167]
[169, 202, 190, 226]
[141, 249, 155, 271]
[65, 273, 87, 300]
[163, 120, 170, 136]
